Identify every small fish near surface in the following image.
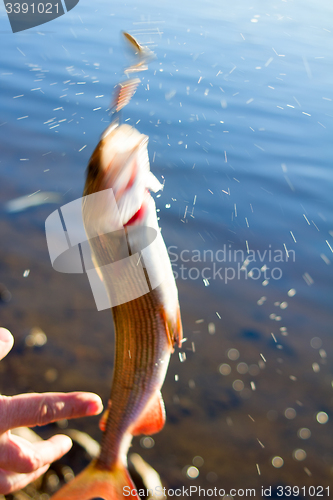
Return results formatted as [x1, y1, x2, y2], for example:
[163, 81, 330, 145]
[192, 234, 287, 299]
[50, 123, 182, 498]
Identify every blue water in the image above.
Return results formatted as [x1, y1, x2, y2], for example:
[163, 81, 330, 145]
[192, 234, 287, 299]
[1, 0, 333, 495]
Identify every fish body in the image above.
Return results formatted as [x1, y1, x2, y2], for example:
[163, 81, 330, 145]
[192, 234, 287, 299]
[51, 123, 182, 500]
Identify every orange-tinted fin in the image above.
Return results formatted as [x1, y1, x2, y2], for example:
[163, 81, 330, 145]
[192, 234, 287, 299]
[99, 408, 110, 432]
[123, 31, 143, 53]
[99, 400, 112, 432]
[161, 305, 183, 350]
[50, 459, 138, 500]
[131, 391, 165, 436]
[175, 305, 183, 348]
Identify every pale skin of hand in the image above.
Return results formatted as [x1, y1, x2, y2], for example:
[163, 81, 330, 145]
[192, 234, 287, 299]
[0, 327, 103, 495]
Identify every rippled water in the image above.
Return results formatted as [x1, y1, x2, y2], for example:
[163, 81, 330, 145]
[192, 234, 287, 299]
[1, 0, 332, 496]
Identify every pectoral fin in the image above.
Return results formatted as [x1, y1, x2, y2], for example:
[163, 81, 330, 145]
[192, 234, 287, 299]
[161, 305, 183, 350]
[175, 305, 183, 348]
[99, 407, 110, 432]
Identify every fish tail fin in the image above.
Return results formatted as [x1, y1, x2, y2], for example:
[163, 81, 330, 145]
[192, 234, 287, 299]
[51, 459, 139, 500]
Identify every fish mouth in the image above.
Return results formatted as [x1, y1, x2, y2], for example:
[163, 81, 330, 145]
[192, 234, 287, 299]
[86, 123, 162, 229]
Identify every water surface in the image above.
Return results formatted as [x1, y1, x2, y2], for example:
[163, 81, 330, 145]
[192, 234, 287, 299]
[0, 0, 332, 496]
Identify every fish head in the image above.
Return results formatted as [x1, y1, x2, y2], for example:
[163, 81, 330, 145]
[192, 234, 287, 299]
[84, 123, 162, 232]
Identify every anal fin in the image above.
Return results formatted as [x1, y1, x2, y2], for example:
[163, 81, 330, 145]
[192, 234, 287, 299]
[131, 391, 165, 436]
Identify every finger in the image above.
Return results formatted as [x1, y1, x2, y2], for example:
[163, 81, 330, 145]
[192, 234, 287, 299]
[0, 328, 14, 361]
[0, 432, 72, 473]
[0, 392, 103, 433]
[0, 464, 49, 495]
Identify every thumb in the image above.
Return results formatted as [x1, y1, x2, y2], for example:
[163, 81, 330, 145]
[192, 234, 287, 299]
[0, 329, 14, 361]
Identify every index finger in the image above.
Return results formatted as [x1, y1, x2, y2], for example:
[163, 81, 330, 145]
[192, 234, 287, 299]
[0, 392, 103, 433]
[0, 328, 14, 361]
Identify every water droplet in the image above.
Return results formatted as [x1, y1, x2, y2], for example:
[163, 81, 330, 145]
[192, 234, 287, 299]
[188, 379, 195, 389]
[257, 296, 267, 305]
[316, 411, 328, 424]
[237, 362, 248, 374]
[227, 348, 239, 360]
[140, 437, 155, 448]
[232, 379, 244, 392]
[312, 362, 320, 373]
[25, 327, 47, 347]
[287, 288, 296, 297]
[285, 408, 296, 419]
[208, 322, 215, 334]
[293, 449, 306, 461]
[179, 352, 186, 362]
[258, 360, 266, 369]
[219, 363, 231, 375]
[186, 466, 199, 479]
[192, 456, 204, 467]
[298, 428, 311, 439]
[44, 368, 58, 383]
[46, 472, 60, 490]
[272, 456, 284, 468]
[304, 467, 312, 477]
[56, 418, 68, 429]
[310, 337, 322, 349]
[0, 284, 11, 304]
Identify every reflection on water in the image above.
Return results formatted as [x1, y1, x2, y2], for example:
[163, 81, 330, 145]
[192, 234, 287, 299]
[0, 0, 332, 495]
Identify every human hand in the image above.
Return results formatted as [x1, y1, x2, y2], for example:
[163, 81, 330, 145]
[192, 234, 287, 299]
[0, 327, 103, 495]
